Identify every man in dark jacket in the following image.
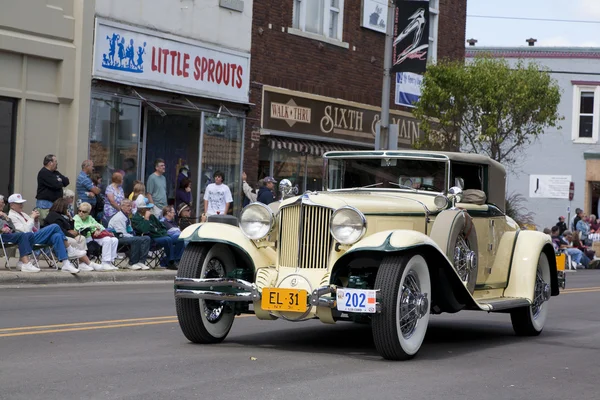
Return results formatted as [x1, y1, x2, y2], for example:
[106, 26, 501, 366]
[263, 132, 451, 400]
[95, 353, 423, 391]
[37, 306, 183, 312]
[555, 216, 567, 235]
[36, 154, 70, 221]
[257, 176, 277, 205]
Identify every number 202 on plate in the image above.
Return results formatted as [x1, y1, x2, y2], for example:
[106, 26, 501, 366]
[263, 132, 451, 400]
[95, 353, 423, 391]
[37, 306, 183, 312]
[336, 288, 377, 313]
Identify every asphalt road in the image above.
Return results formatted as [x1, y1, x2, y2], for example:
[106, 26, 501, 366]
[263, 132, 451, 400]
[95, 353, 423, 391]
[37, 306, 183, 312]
[1, 272, 599, 400]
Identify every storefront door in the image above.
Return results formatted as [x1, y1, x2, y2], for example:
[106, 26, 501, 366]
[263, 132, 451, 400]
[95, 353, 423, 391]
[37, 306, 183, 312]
[0, 97, 16, 197]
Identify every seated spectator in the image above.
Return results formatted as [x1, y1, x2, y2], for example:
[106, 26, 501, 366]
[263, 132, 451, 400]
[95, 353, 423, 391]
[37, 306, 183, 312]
[129, 182, 146, 215]
[590, 214, 600, 233]
[177, 202, 194, 230]
[132, 196, 183, 270]
[63, 189, 76, 218]
[0, 195, 38, 272]
[576, 214, 592, 246]
[572, 231, 594, 265]
[160, 205, 181, 240]
[107, 199, 151, 270]
[557, 230, 587, 269]
[7, 193, 84, 273]
[45, 198, 102, 272]
[74, 202, 119, 270]
[104, 172, 125, 224]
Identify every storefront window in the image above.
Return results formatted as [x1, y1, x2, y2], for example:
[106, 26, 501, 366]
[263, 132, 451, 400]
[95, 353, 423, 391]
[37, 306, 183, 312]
[0, 97, 16, 197]
[271, 150, 324, 193]
[89, 94, 141, 196]
[200, 113, 244, 215]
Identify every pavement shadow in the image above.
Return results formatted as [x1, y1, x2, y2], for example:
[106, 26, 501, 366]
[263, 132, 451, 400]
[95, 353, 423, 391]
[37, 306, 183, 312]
[225, 315, 568, 362]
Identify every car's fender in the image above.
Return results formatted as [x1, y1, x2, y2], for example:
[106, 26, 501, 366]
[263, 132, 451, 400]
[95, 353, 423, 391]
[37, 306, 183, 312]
[335, 230, 479, 312]
[503, 230, 559, 301]
[179, 222, 277, 273]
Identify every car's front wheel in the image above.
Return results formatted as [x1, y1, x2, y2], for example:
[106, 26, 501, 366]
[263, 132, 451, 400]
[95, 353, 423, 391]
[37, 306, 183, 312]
[510, 252, 552, 336]
[372, 253, 431, 360]
[176, 243, 236, 343]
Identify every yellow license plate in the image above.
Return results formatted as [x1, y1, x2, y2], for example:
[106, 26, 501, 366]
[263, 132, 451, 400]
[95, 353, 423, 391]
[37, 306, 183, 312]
[261, 288, 308, 312]
[556, 253, 566, 271]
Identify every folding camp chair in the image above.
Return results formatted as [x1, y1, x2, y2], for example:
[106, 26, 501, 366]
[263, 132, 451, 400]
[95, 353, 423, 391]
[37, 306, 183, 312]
[114, 242, 131, 269]
[0, 235, 18, 271]
[32, 244, 58, 270]
[146, 241, 166, 269]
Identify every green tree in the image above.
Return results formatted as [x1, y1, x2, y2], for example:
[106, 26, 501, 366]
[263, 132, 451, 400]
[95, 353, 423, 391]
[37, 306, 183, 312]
[413, 55, 562, 168]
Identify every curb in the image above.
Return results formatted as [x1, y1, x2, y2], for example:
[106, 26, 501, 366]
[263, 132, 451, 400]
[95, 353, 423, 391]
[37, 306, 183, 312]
[0, 269, 177, 286]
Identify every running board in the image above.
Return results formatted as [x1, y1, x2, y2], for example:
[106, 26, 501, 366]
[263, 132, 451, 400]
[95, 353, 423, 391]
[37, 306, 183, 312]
[477, 297, 531, 312]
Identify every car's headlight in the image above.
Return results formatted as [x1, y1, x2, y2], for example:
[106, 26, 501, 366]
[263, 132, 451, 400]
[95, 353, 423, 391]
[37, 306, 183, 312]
[330, 206, 367, 245]
[240, 203, 274, 240]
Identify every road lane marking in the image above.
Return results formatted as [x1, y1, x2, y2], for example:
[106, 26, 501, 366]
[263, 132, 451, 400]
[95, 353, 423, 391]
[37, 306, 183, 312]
[0, 316, 176, 332]
[0, 315, 253, 338]
[561, 287, 600, 294]
[0, 320, 179, 337]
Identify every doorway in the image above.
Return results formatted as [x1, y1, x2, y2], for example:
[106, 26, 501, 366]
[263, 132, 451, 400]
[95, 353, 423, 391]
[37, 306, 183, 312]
[0, 97, 17, 197]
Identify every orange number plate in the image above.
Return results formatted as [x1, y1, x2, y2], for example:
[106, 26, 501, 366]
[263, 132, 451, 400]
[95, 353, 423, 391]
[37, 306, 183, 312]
[261, 288, 308, 312]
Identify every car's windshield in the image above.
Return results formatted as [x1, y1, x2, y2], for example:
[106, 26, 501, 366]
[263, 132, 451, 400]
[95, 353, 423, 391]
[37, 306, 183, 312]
[327, 157, 447, 192]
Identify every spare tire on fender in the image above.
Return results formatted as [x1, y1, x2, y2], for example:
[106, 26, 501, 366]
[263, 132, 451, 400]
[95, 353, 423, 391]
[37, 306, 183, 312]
[429, 209, 479, 293]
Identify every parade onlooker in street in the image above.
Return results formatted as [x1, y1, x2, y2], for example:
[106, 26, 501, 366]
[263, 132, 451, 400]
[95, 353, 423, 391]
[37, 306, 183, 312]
[146, 158, 167, 218]
[76, 160, 101, 215]
[576, 214, 592, 246]
[0, 195, 38, 272]
[557, 229, 587, 269]
[573, 208, 583, 231]
[74, 202, 119, 271]
[554, 216, 567, 236]
[132, 196, 183, 270]
[590, 214, 599, 233]
[8, 193, 83, 273]
[45, 198, 102, 271]
[36, 154, 70, 222]
[242, 171, 258, 207]
[63, 189, 76, 218]
[107, 199, 151, 270]
[129, 181, 145, 214]
[90, 173, 106, 223]
[177, 202, 194, 230]
[104, 172, 125, 223]
[257, 176, 278, 205]
[203, 170, 232, 221]
[176, 178, 193, 211]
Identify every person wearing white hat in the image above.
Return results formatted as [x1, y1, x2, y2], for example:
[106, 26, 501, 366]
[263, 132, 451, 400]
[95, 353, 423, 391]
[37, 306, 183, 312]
[7, 193, 84, 273]
[0, 194, 39, 272]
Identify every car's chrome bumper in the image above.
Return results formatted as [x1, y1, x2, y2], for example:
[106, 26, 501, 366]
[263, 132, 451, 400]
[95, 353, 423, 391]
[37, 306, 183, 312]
[174, 277, 341, 309]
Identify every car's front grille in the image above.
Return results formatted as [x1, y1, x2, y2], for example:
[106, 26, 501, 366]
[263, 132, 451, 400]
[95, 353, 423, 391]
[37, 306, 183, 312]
[278, 204, 333, 269]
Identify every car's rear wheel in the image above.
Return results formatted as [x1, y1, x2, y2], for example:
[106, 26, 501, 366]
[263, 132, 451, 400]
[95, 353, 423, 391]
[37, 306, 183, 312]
[372, 253, 431, 360]
[176, 243, 235, 343]
[510, 252, 551, 336]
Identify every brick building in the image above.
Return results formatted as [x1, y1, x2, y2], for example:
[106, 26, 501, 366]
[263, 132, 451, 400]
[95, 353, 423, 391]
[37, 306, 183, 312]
[244, 0, 467, 192]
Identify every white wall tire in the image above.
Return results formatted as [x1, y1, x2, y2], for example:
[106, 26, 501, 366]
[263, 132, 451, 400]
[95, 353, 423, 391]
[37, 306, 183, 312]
[510, 252, 551, 336]
[372, 253, 431, 360]
[176, 244, 236, 343]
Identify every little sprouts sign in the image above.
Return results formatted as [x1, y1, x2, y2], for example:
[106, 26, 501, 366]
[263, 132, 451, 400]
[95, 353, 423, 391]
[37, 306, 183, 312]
[93, 19, 250, 104]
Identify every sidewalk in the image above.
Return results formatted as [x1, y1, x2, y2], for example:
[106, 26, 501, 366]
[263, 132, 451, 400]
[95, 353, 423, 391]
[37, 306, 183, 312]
[0, 258, 177, 286]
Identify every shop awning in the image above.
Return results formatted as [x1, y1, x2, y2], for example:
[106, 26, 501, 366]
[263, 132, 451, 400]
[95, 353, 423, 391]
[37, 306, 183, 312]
[268, 137, 363, 157]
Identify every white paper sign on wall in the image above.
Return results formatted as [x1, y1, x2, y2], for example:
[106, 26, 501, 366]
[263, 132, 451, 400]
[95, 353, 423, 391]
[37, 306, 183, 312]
[529, 175, 572, 199]
[361, 0, 388, 33]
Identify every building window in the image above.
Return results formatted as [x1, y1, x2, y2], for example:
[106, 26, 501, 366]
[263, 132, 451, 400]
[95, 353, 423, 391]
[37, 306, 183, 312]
[572, 85, 600, 143]
[428, 0, 439, 63]
[293, 0, 344, 41]
[0, 97, 17, 196]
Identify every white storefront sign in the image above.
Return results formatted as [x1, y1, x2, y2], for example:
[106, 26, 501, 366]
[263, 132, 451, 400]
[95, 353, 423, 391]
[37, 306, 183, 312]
[529, 175, 572, 199]
[361, 0, 388, 34]
[395, 72, 423, 108]
[93, 18, 250, 103]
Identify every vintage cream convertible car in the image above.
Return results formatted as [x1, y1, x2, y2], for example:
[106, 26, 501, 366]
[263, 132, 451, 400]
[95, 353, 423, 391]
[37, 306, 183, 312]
[175, 150, 559, 360]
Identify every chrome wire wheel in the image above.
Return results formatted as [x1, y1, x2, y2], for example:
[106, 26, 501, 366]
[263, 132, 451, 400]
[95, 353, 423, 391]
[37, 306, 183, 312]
[453, 234, 475, 284]
[399, 270, 428, 340]
[202, 258, 227, 323]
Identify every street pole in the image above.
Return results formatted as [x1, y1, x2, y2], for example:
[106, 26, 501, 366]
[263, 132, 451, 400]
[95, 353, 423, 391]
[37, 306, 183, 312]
[378, 0, 396, 150]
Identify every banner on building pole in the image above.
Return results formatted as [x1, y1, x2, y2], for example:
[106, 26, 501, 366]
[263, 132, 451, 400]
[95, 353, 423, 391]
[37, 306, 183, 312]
[391, 0, 429, 74]
[395, 72, 423, 107]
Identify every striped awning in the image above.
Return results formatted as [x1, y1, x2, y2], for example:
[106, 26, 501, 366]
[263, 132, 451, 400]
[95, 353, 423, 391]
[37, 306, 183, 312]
[268, 137, 362, 157]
